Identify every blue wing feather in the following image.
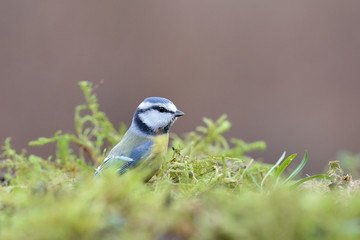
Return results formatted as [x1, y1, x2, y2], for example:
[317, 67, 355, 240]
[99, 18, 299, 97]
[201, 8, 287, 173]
[118, 140, 153, 174]
[94, 134, 154, 176]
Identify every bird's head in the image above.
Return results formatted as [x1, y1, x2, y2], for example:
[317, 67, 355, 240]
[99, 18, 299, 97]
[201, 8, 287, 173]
[132, 97, 184, 135]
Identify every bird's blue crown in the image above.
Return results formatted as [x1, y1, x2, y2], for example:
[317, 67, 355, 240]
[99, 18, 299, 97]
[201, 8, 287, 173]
[142, 97, 173, 105]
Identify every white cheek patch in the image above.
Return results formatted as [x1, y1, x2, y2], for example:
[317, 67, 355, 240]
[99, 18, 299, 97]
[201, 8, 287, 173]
[139, 110, 173, 130]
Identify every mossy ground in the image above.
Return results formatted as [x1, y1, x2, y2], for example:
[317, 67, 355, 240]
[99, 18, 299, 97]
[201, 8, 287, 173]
[1, 82, 359, 240]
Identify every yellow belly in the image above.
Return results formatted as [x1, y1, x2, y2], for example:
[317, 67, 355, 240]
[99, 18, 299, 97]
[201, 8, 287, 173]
[141, 134, 169, 179]
[149, 134, 169, 157]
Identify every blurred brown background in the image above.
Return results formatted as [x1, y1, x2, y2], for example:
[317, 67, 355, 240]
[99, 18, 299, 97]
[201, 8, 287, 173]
[1, 1, 359, 174]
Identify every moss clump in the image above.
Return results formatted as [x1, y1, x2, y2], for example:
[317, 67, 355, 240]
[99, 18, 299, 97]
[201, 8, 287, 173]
[1, 82, 359, 239]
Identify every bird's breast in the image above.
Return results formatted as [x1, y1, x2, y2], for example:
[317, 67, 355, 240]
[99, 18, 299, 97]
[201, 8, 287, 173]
[139, 133, 169, 179]
[149, 133, 169, 156]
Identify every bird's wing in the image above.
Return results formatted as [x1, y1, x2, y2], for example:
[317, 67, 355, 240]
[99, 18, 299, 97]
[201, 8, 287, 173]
[94, 137, 154, 176]
[118, 140, 154, 174]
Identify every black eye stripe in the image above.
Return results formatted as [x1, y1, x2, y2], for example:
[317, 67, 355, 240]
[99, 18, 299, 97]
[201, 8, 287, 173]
[154, 106, 169, 113]
[138, 106, 174, 114]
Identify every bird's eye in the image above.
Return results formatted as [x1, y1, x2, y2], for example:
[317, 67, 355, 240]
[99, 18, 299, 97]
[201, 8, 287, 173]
[158, 107, 167, 113]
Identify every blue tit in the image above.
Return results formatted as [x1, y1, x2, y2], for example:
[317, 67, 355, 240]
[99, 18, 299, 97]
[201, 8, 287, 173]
[94, 97, 184, 179]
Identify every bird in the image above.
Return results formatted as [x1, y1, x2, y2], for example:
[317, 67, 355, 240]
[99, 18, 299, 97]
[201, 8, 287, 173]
[94, 97, 184, 180]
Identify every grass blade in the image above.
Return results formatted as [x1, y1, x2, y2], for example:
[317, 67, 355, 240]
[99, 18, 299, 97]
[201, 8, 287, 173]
[285, 151, 308, 183]
[274, 153, 297, 179]
[261, 151, 286, 189]
[248, 172, 261, 190]
[292, 174, 332, 188]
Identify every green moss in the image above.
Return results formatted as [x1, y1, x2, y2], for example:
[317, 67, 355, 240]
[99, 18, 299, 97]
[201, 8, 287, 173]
[0, 82, 359, 239]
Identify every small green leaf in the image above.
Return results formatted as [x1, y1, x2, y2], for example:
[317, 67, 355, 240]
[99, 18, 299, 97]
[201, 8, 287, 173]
[29, 131, 62, 146]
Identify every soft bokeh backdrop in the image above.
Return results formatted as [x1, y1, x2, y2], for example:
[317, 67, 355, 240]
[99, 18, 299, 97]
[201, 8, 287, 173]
[1, 1, 360, 174]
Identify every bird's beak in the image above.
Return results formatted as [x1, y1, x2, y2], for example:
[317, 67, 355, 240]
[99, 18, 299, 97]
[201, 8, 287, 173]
[175, 110, 184, 117]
